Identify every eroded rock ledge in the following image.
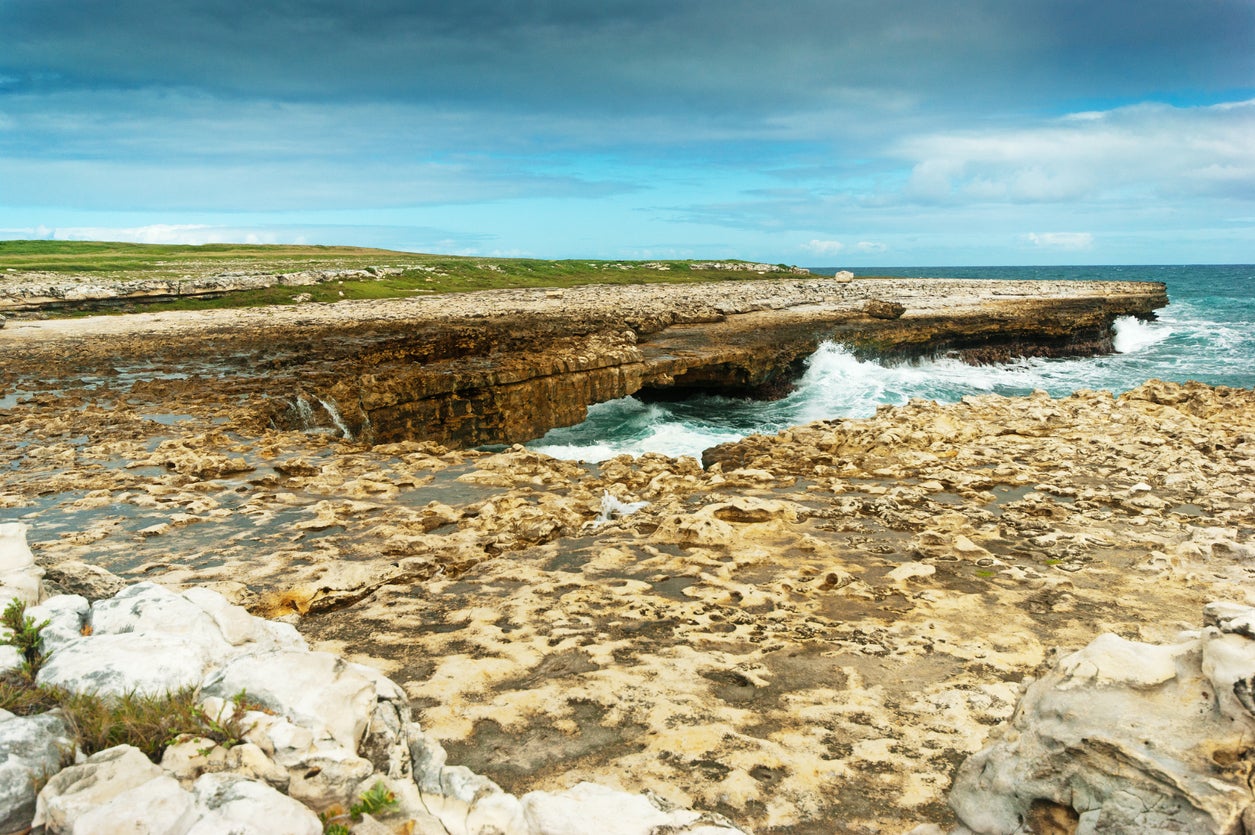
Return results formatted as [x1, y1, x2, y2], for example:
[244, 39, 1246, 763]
[0, 277, 1166, 448]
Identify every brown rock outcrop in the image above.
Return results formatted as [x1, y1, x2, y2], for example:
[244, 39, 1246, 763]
[0, 277, 1167, 449]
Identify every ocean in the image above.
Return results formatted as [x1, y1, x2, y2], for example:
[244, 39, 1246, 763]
[530, 264, 1255, 462]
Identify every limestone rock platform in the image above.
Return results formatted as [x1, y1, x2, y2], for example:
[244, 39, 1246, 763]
[0, 277, 1166, 448]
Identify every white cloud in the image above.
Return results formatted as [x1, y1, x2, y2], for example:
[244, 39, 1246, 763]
[896, 99, 1255, 206]
[855, 241, 887, 253]
[803, 239, 844, 255]
[1025, 232, 1094, 250]
[35, 224, 294, 245]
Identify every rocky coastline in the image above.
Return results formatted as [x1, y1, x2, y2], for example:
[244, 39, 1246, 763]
[4, 279, 1254, 832]
[0, 277, 1166, 447]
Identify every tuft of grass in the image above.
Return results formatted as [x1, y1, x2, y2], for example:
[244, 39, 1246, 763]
[1, 598, 50, 680]
[56, 686, 205, 760]
[2, 614, 266, 762]
[0, 677, 267, 762]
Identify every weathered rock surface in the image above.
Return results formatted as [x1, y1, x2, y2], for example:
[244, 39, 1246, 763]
[0, 525, 745, 835]
[950, 602, 1255, 833]
[2, 378, 1253, 830]
[0, 522, 43, 606]
[0, 712, 74, 833]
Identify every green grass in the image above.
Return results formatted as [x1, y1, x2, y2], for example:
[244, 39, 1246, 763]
[0, 241, 803, 315]
[0, 672, 267, 762]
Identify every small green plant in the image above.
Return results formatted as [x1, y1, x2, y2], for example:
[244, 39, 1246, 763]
[350, 781, 398, 819]
[1, 597, 50, 680]
[0, 677, 272, 763]
[320, 781, 400, 833]
[58, 687, 204, 760]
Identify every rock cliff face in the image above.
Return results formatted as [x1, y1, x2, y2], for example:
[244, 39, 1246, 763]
[0, 277, 1166, 449]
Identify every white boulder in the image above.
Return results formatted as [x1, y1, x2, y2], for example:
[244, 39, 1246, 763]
[201, 650, 378, 752]
[34, 745, 168, 833]
[25, 594, 89, 656]
[37, 631, 223, 696]
[0, 712, 74, 834]
[0, 522, 42, 607]
[184, 773, 322, 835]
[36, 583, 306, 697]
[949, 603, 1255, 833]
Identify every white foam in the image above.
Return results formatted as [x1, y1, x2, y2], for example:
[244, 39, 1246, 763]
[592, 492, 649, 527]
[530, 290, 1243, 464]
[530, 440, 621, 463]
[1113, 315, 1172, 354]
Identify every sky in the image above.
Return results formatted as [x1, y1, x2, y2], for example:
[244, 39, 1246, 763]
[1, 0, 1253, 266]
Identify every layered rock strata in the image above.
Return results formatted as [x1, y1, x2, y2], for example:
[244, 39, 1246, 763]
[4, 376, 1254, 831]
[0, 277, 1166, 448]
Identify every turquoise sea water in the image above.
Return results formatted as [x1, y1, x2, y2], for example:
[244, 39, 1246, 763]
[531, 265, 1255, 462]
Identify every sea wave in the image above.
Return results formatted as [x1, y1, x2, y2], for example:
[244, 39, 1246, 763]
[532, 266, 1254, 462]
[1113, 315, 1172, 354]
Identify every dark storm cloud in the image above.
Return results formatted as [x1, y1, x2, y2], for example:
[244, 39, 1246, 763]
[4, 0, 1252, 121]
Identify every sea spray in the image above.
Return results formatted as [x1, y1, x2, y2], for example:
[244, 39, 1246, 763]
[292, 395, 315, 429]
[592, 492, 649, 527]
[1113, 315, 1172, 354]
[319, 398, 353, 441]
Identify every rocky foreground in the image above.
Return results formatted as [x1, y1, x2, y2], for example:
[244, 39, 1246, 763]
[3, 366, 1255, 831]
[2, 279, 1254, 831]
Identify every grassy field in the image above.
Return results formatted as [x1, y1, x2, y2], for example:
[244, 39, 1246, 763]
[0, 240, 802, 313]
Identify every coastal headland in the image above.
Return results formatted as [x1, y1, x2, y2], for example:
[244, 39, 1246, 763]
[7, 274, 1255, 832]
[0, 275, 1166, 448]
